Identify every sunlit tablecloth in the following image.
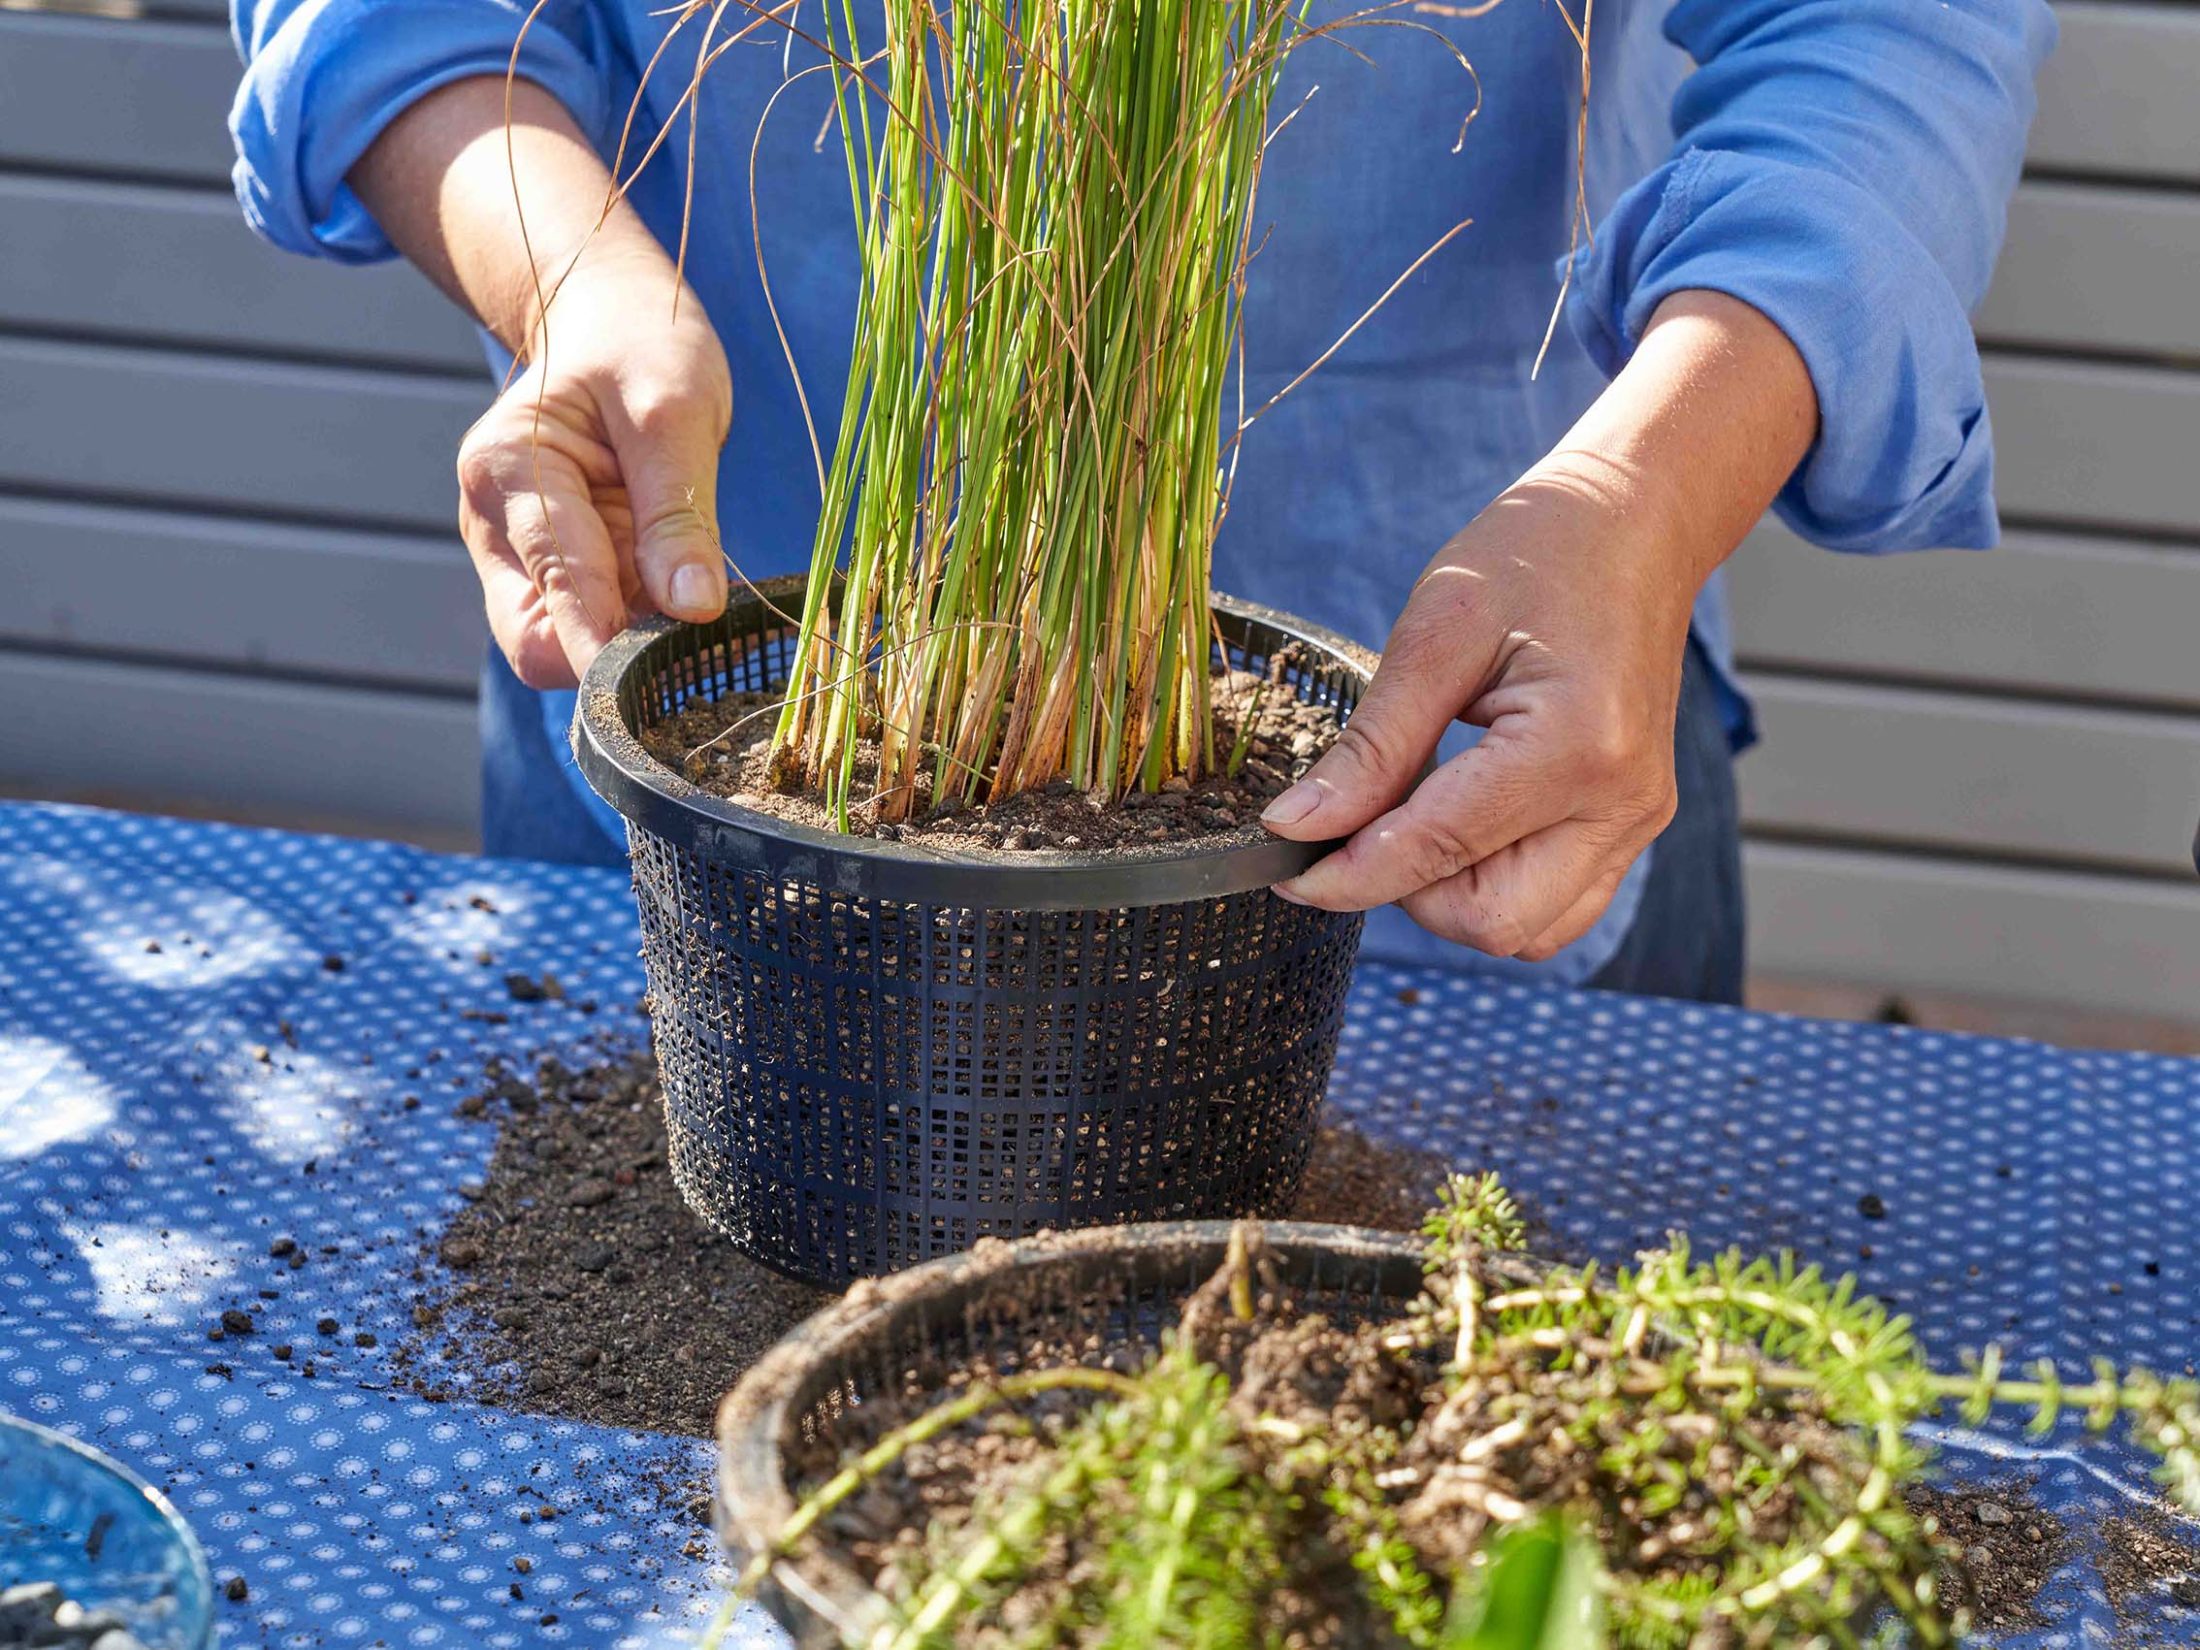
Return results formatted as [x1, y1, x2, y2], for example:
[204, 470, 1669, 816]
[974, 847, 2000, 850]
[2, 802, 2193, 1647]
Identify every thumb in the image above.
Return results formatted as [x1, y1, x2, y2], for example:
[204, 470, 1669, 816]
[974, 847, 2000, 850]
[611, 397, 729, 623]
[1260, 640, 1460, 842]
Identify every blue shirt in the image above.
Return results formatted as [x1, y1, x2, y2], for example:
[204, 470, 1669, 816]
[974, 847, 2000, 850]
[229, 0, 2053, 982]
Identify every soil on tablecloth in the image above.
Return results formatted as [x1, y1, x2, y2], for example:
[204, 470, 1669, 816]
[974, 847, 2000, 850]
[394, 1050, 1463, 1439]
[633, 668, 1337, 852]
[391, 1051, 827, 1437]
[2100, 1505, 2200, 1641]
[1904, 1481, 2072, 1632]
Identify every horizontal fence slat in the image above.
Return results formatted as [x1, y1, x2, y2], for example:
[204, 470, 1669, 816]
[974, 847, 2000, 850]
[0, 495, 483, 691]
[1744, 840, 2200, 1021]
[2031, 2, 2200, 184]
[0, 648, 480, 836]
[1979, 181, 2200, 362]
[1984, 354, 2200, 537]
[0, 336, 485, 531]
[10, 2, 2193, 189]
[0, 174, 483, 370]
[0, 12, 238, 185]
[1739, 674, 2200, 877]
[1727, 524, 2200, 713]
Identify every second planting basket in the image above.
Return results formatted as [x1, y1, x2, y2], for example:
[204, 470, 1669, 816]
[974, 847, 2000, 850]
[572, 574, 1377, 1286]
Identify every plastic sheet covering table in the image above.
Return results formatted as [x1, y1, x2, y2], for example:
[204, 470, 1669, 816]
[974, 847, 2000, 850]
[1, 802, 2194, 1648]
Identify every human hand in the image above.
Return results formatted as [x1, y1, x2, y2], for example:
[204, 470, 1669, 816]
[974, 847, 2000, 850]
[456, 249, 733, 688]
[1260, 471, 1699, 959]
[346, 76, 735, 690]
[1259, 290, 1818, 960]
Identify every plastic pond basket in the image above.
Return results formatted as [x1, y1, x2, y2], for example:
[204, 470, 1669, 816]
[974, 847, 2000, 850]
[571, 575, 1376, 1287]
[714, 1220, 1476, 1647]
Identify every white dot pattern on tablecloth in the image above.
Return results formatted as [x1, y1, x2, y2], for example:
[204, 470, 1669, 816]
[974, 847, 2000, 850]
[3, 801, 2196, 1649]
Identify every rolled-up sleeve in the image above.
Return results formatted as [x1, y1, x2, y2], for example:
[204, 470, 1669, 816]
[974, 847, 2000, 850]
[1567, 0, 2057, 552]
[230, 0, 610, 264]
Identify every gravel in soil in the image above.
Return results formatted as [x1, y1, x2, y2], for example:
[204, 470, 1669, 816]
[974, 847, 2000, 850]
[395, 1050, 1461, 1439]
[635, 670, 1337, 853]
[0, 1582, 154, 1650]
[1904, 1481, 2071, 1633]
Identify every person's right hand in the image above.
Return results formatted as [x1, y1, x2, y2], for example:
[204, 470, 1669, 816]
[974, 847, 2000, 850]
[456, 246, 733, 689]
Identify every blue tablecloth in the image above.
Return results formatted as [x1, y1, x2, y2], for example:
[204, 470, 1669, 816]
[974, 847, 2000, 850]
[1, 802, 2194, 1648]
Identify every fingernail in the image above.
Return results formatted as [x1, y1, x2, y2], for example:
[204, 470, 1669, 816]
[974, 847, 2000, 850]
[1261, 780, 1321, 829]
[1270, 882, 1308, 906]
[670, 562, 721, 616]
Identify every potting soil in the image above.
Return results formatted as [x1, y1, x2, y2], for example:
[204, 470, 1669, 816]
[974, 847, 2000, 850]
[636, 671, 1338, 850]
[392, 1049, 1466, 1439]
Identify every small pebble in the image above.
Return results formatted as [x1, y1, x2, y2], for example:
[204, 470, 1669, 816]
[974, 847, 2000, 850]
[1857, 1193, 1887, 1220]
[321, 955, 345, 973]
[573, 1241, 616, 1273]
[219, 1309, 255, 1336]
[316, 1317, 340, 1336]
[224, 1577, 250, 1603]
[1974, 1501, 2012, 1527]
[439, 1238, 484, 1269]
[2169, 1577, 2200, 1608]
[268, 1237, 296, 1258]
[567, 1178, 614, 1209]
[353, 1331, 377, 1349]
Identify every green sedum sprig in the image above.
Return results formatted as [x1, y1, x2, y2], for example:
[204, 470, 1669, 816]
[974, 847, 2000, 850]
[729, 1173, 2200, 1650]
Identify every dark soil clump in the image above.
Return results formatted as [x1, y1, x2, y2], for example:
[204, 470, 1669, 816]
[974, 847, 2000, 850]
[399, 1049, 1465, 1438]
[635, 670, 1337, 852]
[1905, 1481, 2071, 1632]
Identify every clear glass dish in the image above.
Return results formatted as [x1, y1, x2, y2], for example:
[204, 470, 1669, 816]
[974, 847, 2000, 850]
[0, 1412, 214, 1650]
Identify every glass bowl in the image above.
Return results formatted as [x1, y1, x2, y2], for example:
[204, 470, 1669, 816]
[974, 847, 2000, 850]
[0, 1412, 214, 1650]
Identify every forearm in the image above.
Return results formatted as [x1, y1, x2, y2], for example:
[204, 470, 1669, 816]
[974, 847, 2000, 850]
[347, 76, 674, 356]
[1535, 289, 1818, 594]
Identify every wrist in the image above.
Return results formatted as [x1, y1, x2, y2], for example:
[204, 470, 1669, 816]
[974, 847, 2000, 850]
[493, 227, 686, 363]
[1538, 288, 1818, 595]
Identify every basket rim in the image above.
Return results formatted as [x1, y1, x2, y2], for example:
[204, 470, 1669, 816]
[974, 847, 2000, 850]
[712, 1218, 1446, 1642]
[569, 577, 1381, 909]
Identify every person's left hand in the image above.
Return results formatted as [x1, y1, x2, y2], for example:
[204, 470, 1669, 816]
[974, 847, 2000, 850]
[1258, 464, 1700, 960]
[1257, 290, 1818, 961]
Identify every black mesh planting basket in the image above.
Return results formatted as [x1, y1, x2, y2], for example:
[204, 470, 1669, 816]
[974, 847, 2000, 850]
[571, 574, 1378, 1287]
[715, 1220, 1489, 1647]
